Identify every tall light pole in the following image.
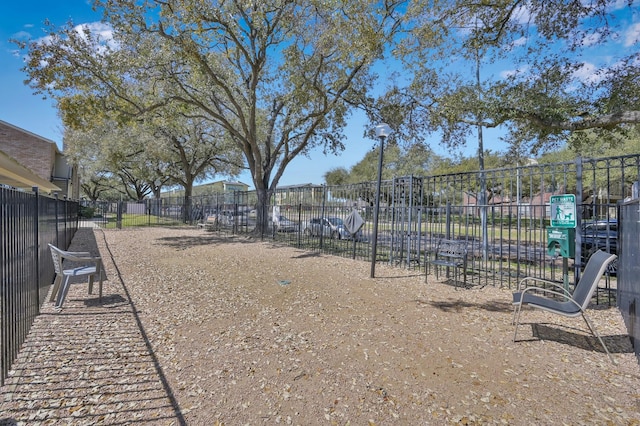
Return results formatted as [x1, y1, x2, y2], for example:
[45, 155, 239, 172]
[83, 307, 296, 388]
[370, 123, 391, 278]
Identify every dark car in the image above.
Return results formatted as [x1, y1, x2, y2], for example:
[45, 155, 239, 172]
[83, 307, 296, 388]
[581, 219, 617, 271]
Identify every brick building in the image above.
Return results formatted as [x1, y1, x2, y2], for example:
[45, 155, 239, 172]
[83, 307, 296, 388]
[0, 120, 78, 197]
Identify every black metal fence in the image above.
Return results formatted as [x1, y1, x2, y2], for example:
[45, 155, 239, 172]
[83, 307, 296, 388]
[82, 154, 636, 298]
[0, 187, 78, 385]
[1, 152, 633, 381]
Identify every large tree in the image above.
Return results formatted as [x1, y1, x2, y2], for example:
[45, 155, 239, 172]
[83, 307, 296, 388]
[18, 0, 402, 232]
[66, 121, 158, 202]
[390, 0, 640, 156]
[64, 109, 241, 211]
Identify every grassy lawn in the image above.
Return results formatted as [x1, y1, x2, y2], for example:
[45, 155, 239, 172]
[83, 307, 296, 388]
[101, 213, 186, 228]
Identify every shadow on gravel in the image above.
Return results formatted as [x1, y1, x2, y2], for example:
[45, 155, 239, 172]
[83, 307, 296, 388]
[156, 233, 256, 250]
[0, 228, 187, 425]
[530, 323, 634, 354]
[423, 298, 512, 313]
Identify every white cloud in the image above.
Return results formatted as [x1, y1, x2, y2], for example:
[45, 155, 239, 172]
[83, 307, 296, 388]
[500, 65, 529, 79]
[502, 36, 528, 52]
[511, 4, 532, 25]
[607, 0, 632, 12]
[73, 22, 115, 46]
[11, 31, 32, 40]
[34, 21, 118, 55]
[623, 22, 640, 47]
[511, 36, 527, 47]
[573, 61, 606, 84]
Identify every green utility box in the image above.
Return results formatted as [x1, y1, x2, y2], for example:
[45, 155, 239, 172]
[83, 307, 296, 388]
[546, 227, 575, 258]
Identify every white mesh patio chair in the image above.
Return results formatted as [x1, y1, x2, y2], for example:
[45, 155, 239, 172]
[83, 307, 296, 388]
[48, 243, 103, 309]
[512, 250, 618, 363]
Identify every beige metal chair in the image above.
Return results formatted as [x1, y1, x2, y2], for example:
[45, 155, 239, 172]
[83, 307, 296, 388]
[48, 243, 103, 309]
[512, 250, 617, 363]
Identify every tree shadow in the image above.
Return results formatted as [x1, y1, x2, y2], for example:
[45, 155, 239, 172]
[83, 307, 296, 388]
[156, 233, 256, 250]
[421, 298, 513, 313]
[291, 251, 323, 259]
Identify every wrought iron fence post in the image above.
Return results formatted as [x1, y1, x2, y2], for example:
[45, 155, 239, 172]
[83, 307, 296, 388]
[320, 185, 326, 249]
[575, 157, 584, 281]
[32, 187, 40, 312]
[54, 193, 59, 248]
[117, 201, 123, 229]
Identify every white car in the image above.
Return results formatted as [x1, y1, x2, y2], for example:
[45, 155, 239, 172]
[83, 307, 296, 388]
[303, 217, 365, 241]
[271, 215, 297, 232]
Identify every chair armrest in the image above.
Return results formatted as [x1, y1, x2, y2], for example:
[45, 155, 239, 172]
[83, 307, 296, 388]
[516, 286, 583, 311]
[60, 252, 101, 263]
[64, 251, 92, 256]
[516, 277, 572, 297]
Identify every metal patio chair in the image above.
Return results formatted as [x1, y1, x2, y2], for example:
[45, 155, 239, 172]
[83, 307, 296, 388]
[512, 250, 618, 363]
[48, 243, 103, 309]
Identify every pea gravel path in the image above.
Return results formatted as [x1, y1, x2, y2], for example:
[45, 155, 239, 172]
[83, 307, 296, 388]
[1, 227, 639, 425]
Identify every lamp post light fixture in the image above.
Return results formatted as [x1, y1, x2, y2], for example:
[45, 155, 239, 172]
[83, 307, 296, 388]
[370, 123, 391, 278]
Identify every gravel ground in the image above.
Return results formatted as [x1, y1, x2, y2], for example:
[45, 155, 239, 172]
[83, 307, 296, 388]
[1, 226, 639, 425]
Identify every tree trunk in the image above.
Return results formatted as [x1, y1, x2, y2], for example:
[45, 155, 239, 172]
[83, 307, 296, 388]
[183, 181, 194, 224]
[253, 186, 272, 237]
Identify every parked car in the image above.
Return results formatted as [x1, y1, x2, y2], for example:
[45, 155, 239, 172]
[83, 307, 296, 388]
[303, 217, 365, 241]
[581, 219, 617, 253]
[271, 215, 297, 232]
[581, 219, 617, 271]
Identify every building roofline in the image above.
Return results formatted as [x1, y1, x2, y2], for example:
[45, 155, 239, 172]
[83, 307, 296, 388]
[0, 149, 61, 193]
[0, 119, 62, 154]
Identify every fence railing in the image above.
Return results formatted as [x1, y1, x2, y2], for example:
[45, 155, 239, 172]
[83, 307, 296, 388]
[0, 187, 78, 385]
[3, 153, 637, 384]
[81, 154, 636, 297]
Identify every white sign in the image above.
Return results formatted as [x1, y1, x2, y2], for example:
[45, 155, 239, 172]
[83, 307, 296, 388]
[550, 194, 576, 228]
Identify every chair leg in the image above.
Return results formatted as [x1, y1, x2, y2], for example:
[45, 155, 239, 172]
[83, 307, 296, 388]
[50, 274, 63, 302]
[55, 276, 72, 309]
[451, 267, 456, 289]
[582, 313, 615, 364]
[88, 276, 94, 295]
[98, 274, 103, 302]
[513, 303, 524, 342]
[97, 261, 103, 302]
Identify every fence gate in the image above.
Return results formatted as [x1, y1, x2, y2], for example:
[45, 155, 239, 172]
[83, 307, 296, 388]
[389, 176, 424, 268]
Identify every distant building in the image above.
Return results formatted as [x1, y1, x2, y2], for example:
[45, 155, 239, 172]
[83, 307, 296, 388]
[0, 120, 77, 197]
[162, 180, 251, 198]
[205, 180, 250, 193]
[273, 183, 324, 205]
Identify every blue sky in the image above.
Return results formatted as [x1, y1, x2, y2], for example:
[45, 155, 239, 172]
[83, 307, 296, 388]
[1, 2, 637, 188]
[0, 1, 97, 145]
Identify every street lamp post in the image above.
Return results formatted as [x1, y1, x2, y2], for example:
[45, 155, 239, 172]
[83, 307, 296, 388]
[370, 123, 391, 278]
